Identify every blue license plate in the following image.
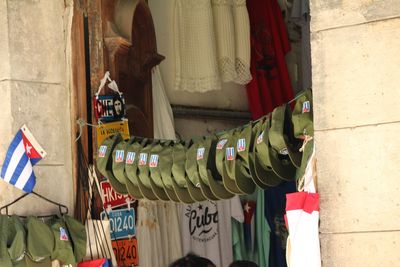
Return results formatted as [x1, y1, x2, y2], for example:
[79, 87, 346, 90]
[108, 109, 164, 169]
[101, 208, 136, 240]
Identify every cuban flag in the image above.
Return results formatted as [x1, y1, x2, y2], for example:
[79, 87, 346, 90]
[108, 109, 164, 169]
[149, 154, 159, 168]
[138, 153, 148, 166]
[1, 125, 47, 192]
[242, 200, 256, 250]
[302, 101, 311, 113]
[125, 152, 135, 164]
[226, 147, 235, 161]
[115, 150, 124, 162]
[237, 138, 246, 152]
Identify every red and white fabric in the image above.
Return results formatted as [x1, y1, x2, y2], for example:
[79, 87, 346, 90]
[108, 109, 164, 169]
[285, 143, 321, 267]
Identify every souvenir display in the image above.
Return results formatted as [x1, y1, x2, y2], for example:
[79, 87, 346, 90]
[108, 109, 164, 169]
[96, 90, 313, 202]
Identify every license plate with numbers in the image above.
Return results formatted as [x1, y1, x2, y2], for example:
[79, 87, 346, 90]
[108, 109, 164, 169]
[101, 208, 135, 240]
[112, 238, 139, 266]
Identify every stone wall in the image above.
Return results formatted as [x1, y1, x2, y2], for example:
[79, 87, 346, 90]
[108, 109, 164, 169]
[311, 1, 400, 265]
[0, 0, 74, 215]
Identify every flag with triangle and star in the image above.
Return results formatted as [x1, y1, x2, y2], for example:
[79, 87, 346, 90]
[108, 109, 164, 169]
[1, 125, 47, 192]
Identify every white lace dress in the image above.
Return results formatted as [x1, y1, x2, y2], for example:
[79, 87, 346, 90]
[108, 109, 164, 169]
[174, 0, 222, 92]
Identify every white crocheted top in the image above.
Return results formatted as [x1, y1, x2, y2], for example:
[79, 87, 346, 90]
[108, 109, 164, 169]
[232, 0, 252, 85]
[174, 0, 222, 92]
[173, 0, 252, 92]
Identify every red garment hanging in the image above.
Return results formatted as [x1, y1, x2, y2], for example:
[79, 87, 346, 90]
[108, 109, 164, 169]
[246, 0, 294, 119]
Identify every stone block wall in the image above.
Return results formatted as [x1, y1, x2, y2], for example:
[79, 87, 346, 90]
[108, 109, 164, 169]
[0, 0, 74, 215]
[311, 0, 400, 265]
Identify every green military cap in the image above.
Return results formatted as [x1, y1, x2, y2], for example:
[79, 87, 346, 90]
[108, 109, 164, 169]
[292, 89, 313, 139]
[96, 134, 128, 194]
[14, 257, 51, 267]
[136, 140, 160, 200]
[159, 143, 183, 202]
[269, 105, 302, 168]
[26, 216, 54, 262]
[49, 217, 76, 266]
[221, 129, 245, 194]
[246, 117, 273, 189]
[233, 123, 257, 194]
[268, 107, 297, 181]
[185, 139, 208, 202]
[171, 141, 196, 203]
[124, 139, 145, 199]
[0, 215, 26, 267]
[252, 116, 283, 187]
[112, 137, 138, 190]
[193, 137, 219, 201]
[148, 141, 173, 201]
[213, 131, 239, 196]
[63, 215, 87, 263]
[0, 215, 12, 267]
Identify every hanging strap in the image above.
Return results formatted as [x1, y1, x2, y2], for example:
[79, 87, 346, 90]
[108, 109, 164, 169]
[95, 71, 122, 97]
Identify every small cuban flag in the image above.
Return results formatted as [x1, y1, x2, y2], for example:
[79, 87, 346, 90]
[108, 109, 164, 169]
[1, 125, 47, 192]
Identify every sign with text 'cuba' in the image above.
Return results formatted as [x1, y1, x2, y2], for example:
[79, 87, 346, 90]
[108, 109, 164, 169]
[100, 181, 134, 209]
[101, 207, 136, 240]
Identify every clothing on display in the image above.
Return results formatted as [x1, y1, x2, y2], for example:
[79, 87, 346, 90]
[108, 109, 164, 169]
[174, 0, 221, 92]
[285, 140, 321, 267]
[246, 0, 294, 119]
[181, 196, 244, 267]
[265, 181, 297, 267]
[232, 188, 270, 267]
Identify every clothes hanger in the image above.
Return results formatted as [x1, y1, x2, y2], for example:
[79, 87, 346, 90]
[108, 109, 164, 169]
[0, 191, 69, 218]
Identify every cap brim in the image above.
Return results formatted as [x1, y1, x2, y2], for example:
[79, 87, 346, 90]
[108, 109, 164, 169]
[149, 176, 170, 201]
[170, 176, 195, 204]
[206, 170, 235, 199]
[124, 175, 144, 199]
[184, 175, 207, 202]
[269, 147, 296, 181]
[222, 162, 244, 194]
[16, 257, 51, 267]
[161, 180, 181, 202]
[98, 136, 128, 195]
[248, 153, 271, 189]
[253, 153, 282, 187]
[137, 173, 159, 200]
[234, 160, 256, 194]
[197, 175, 219, 200]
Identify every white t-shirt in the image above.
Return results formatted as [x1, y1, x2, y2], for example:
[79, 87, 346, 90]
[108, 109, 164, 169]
[181, 196, 244, 267]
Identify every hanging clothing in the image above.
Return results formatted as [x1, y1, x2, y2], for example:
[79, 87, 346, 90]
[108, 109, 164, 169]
[136, 200, 165, 267]
[174, 0, 222, 92]
[232, 0, 252, 85]
[152, 66, 176, 140]
[285, 141, 321, 267]
[136, 67, 183, 267]
[232, 188, 270, 267]
[212, 0, 236, 83]
[265, 181, 296, 267]
[181, 196, 243, 267]
[246, 0, 294, 119]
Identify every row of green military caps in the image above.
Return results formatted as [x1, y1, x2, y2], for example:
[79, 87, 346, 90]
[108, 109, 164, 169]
[97, 90, 313, 203]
